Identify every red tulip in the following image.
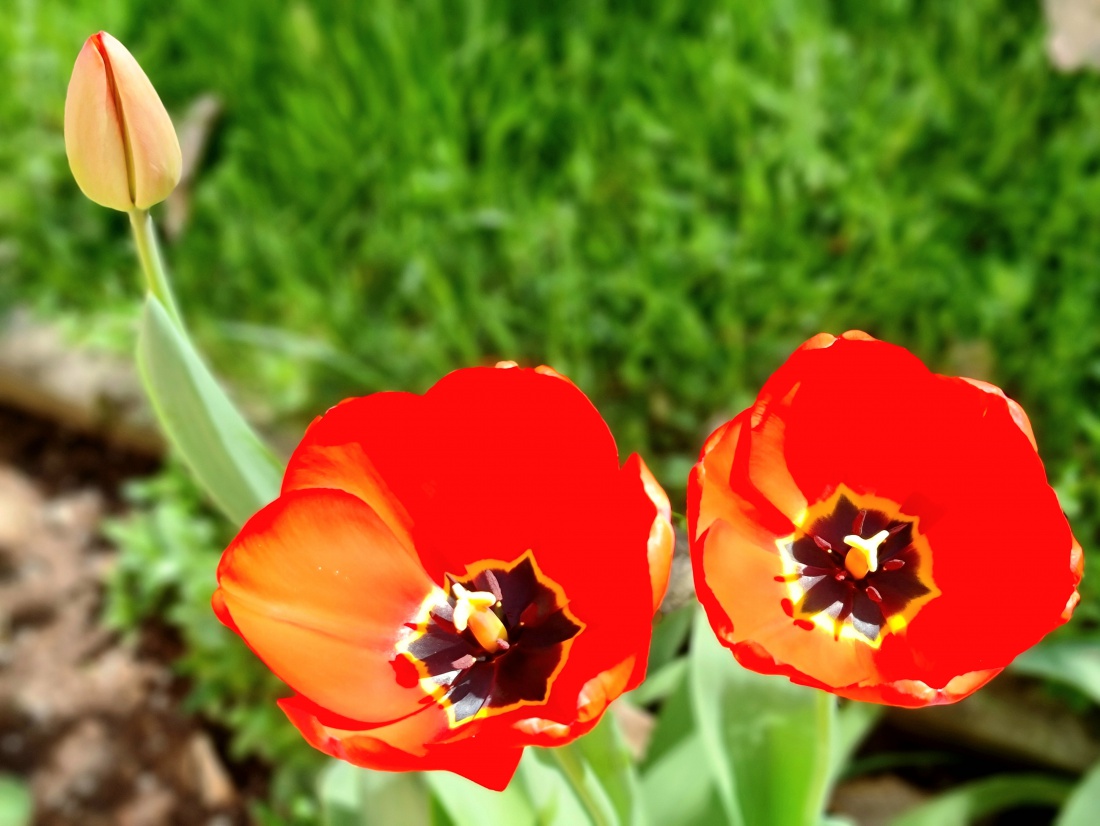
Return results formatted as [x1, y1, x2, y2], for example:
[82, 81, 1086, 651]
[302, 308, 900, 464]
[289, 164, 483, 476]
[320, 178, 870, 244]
[689, 332, 1082, 706]
[213, 364, 673, 788]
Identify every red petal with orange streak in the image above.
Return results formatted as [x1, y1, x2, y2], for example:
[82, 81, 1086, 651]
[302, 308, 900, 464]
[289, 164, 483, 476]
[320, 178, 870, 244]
[214, 488, 434, 724]
[279, 695, 523, 791]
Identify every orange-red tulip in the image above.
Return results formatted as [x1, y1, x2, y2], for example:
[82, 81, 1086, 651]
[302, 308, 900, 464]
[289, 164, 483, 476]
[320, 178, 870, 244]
[689, 332, 1082, 707]
[64, 32, 181, 211]
[213, 364, 674, 789]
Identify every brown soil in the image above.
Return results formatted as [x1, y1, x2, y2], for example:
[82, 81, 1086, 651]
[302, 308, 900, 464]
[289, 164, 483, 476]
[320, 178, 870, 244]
[0, 405, 252, 825]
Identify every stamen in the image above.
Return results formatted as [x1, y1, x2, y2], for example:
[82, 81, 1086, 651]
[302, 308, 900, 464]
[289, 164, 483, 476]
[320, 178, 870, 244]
[813, 535, 833, 552]
[852, 509, 867, 536]
[483, 569, 503, 601]
[843, 529, 889, 580]
[865, 586, 883, 604]
[882, 558, 905, 571]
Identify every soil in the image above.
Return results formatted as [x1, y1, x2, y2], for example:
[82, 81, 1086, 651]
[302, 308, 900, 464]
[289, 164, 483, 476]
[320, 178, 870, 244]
[0, 404, 254, 826]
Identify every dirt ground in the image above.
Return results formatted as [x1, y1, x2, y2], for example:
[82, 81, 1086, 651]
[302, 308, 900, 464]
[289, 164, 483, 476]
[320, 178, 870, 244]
[0, 405, 253, 826]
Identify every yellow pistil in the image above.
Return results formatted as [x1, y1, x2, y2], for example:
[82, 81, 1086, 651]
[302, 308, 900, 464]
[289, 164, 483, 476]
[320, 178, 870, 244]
[451, 582, 509, 654]
[843, 529, 890, 580]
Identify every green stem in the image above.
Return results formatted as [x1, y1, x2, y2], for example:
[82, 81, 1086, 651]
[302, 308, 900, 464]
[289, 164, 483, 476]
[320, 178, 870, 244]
[128, 208, 182, 326]
[546, 743, 615, 826]
[805, 689, 838, 824]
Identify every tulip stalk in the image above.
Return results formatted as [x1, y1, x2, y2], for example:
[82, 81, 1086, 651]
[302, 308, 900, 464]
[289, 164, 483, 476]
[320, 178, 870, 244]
[546, 742, 617, 826]
[128, 208, 182, 327]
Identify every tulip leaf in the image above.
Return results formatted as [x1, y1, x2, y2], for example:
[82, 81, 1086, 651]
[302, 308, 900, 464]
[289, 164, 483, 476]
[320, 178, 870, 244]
[1011, 641, 1100, 706]
[640, 732, 723, 826]
[569, 713, 645, 826]
[688, 608, 834, 826]
[319, 763, 432, 826]
[647, 605, 694, 674]
[1056, 760, 1100, 826]
[0, 775, 32, 826]
[137, 294, 283, 525]
[889, 774, 1071, 826]
[830, 700, 883, 785]
[518, 749, 593, 826]
[423, 770, 537, 826]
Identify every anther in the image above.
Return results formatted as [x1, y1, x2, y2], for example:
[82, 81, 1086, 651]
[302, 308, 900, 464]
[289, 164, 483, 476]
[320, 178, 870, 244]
[451, 654, 477, 670]
[813, 535, 833, 552]
[865, 586, 883, 604]
[881, 558, 905, 571]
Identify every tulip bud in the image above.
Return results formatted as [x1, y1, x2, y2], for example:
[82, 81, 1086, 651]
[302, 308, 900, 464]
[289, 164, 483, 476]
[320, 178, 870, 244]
[64, 32, 182, 211]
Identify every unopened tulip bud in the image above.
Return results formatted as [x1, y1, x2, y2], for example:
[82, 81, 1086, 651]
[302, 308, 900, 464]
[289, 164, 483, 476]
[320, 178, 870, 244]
[64, 32, 181, 212]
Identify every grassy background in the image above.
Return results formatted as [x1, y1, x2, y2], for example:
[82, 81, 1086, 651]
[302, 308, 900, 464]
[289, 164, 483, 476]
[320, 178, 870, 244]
[5, 1, 1100, 489]
[3, 0, 1100, 817]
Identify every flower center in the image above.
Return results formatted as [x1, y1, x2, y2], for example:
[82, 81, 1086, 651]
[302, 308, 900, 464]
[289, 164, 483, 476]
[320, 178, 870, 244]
[398, 552, 583, 726]
[450, 581, 510, 653]
[842, 529, 888, 579]
[776, 487, 939, 646]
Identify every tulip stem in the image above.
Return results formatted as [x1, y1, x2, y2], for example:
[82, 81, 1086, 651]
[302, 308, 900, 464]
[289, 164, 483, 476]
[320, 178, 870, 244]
[546, 742, 616, 826]
[129, 208, 182, 326]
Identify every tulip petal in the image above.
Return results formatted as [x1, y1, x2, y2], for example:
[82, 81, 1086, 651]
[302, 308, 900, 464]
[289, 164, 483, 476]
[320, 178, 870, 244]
[64, 35, 132, 211]
[215, 488, 435, 723]
[699, 514, 878, 690]
[280, 695, 524, 791]
[97, 32, 182, 209]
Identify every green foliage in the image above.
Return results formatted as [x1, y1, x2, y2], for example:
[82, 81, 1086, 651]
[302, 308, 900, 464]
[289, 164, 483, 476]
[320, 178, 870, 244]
[688, 609, 834, 826]
[102, 466, 325, 823]
[0, 775, 32, 826]
[7, 0, 1100, 517]
[137, 293, 283, 524]
[1058, 760, 1100, 826]
[890, 774, 1072, 826]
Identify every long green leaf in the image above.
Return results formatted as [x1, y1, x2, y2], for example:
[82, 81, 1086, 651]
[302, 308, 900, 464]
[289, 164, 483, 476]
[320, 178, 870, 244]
[688, 609, 834, 826]
[137, 295, 283, 525]
[1012, 641, 1100, 706]
[829, 701, 883, 785]
[1057, 760, 1100, 826]
[570, 713, 646, 826]
[319, 762, 432, 826]
[517, 749, 594, 826]
[890, 774, 1071, 826]
[424, 769, 537, 826]
[640, 733, 723, 826]
[0, 775, 32, 826]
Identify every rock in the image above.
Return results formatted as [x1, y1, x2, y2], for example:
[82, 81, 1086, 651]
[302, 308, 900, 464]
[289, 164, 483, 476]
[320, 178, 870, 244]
[187, 732, 238, 809]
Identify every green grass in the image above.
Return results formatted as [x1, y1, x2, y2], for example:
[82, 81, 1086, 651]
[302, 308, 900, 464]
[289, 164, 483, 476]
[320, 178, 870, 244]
[5, 1, 1100, 496]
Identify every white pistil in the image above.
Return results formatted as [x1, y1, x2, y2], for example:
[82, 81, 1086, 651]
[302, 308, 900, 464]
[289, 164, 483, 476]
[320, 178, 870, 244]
[842, 529, 890, 580]
[451, 582, 509, 653]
